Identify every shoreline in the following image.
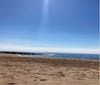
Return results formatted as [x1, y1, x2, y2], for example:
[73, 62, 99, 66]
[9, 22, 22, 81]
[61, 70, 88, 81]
[0, 53, 99, 61]
[0, 54, 99, 69]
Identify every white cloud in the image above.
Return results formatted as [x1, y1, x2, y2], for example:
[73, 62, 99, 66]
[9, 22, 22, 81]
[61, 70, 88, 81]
[0, 43, 99, 54]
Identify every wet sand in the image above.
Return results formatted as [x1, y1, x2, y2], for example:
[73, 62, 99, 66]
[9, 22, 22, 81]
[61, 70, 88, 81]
[0, 53, 99, 85]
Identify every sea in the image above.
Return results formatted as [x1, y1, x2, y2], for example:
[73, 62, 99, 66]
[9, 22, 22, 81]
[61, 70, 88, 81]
[22, 52, 99, 60]
[41, 53, 99, 60]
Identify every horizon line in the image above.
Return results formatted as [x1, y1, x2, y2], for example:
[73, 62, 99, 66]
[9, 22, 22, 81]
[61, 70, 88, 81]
[0, 44, 99, 54]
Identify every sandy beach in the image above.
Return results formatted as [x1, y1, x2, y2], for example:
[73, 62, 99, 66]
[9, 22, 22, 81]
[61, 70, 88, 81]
[0, 53, 99, 85]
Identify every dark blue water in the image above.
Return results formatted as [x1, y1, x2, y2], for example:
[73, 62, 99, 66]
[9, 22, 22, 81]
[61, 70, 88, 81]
[42, 53, 99, 60]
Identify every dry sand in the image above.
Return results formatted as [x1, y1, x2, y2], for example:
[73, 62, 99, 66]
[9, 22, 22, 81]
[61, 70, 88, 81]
[0, 53, 99, 85]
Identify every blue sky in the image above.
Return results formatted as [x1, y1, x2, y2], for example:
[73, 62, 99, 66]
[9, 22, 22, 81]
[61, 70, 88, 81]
[0, 0, 99, 53]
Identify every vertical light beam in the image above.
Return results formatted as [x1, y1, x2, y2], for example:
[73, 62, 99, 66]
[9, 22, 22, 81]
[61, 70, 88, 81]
[40, 0, 50, 28]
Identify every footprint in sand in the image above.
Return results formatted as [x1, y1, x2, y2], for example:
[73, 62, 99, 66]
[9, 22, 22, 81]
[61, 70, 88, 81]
[8, 83, 16, 85]
[40, 79, 48, 81]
